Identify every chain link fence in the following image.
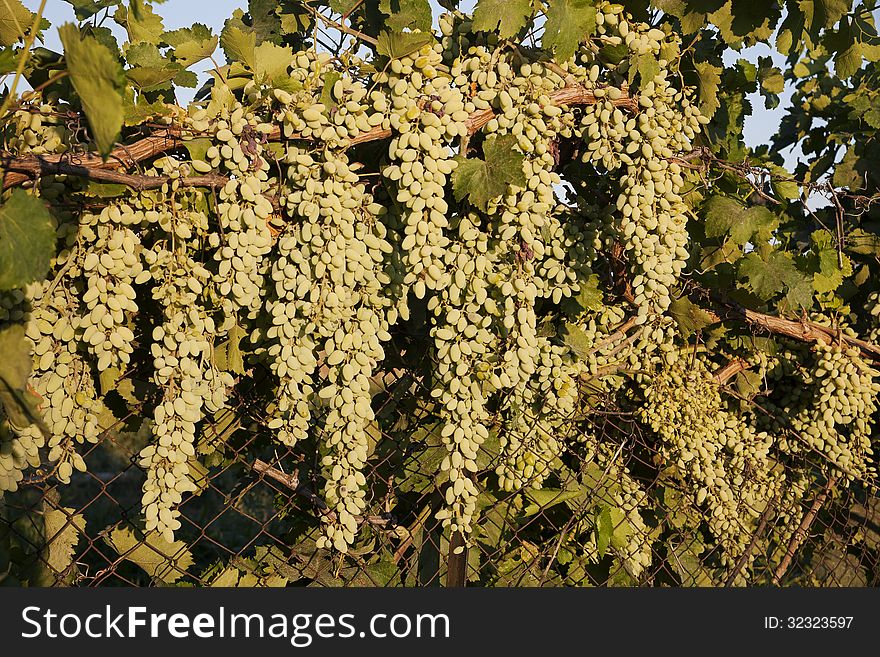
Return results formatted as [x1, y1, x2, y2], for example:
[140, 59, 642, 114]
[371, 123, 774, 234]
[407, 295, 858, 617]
[2, 353, 878, 588]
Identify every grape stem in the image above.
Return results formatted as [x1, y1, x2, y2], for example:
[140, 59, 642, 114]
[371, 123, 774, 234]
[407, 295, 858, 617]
[771, 475, 838, 586]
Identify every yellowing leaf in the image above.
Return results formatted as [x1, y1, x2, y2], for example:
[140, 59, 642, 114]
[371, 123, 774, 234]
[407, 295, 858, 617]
[42, 507, 86, 579]
[0, 0, 33, 46]
[107, 527, 194, 583]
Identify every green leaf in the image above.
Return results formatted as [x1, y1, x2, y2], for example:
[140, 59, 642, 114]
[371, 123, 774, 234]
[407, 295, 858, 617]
[375, 30, 435, 59]
[252, 42, 293, 84]
[213, 323, 247, 375]
[559, 322, 594, 359]
[123, 94, 168, 127]
[735, 369, 763, 398]
[0, 190, 55, 290]
[472, 0, 532, 39]
[810, 229, 852, 294]
[182, 137, 214, 163]
[113, 0, 164, 44]
[164, 25, 218, 67]
[569, 274, 604, 313]
[106, 527, 194, 583]
[703, 195, 777, 245]
[800, 0, 850, 33]
[543, 0, 598, 62]
[668, 297, 716, 337]
[694, 60, 722, 118]
[0, 0, 34, 46]
[379, 0, 433, 32]
[220, 23, 255, 69]
[834, 38, 863, 79]
[523, 488, 583, 515]
[451, 134, 526, 211]
[595, 506, 613, 557]
[738, 250, 804, 300]
[631, 50, 661, 85]
[42, 506, 86, 579]
[59, 23, 125, 157]
[768, 164, 800, 200]
[667, 539, 714, 586]
[0, 324, 47, 434]
[320, 70, 342, 115]
[846, 228, 880, 257]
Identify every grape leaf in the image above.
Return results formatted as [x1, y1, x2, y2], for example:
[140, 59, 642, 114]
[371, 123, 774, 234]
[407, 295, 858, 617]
[213, 323, 247, 375]
[320, 70, 342, 115]
[125, 48, 181, 91]
[0, 324, 47, 434]
[113, 0, 164, 44]
[253, 42, 293, 85]
[59, 23, 125, 157]
[668, 297, 716, 337]
[595, 506, 613, 557]
[694, 60, 723, 118]
[0, 190, 56, 290]
[738, 251, 805, 300]
[375, 30, 435, 59]
[0, 0, 33, 46]
[781, 276, 814, 311]
[767, 164, 800, 200]
[164, 25, 218, 67]
[379, 0, 433, 31]
[827, 22, 863, 79]
[559, 322, 594, 359]
[220, 23, 255, 69]
[631, 50, 661, 84]
[472, 0, 532, 39]
[451, 134, 526, 211]
[42, 507, 86, 579]
[800, 0, 850, 33]
[543, 0, 598, 62]
[809, 230, 852, 294]
[106, 527, 194, 583]
[703, 195, 777, 245]
[846, 228, 880, 257]
[563, 274, 604, 314]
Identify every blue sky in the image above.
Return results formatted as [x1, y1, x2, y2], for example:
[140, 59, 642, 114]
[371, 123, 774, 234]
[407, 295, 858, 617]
[22, 0, 794, 158]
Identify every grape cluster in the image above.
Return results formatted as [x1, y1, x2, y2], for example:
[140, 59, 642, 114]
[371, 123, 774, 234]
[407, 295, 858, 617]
[18, 280, 99, 485]
[641, 358, 781, 567]
[78, 206, 145, 372]
[9, 106, 68, 155]
[379, 40, 470, 297]
[790, 344, 880, 480]
[255, 61, 398, 549]
[140, 202, 232, 542]
[190, 101, 275, 326]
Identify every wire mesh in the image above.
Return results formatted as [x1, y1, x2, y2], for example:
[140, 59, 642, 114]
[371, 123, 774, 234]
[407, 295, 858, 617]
[1, 352, 877, 588]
